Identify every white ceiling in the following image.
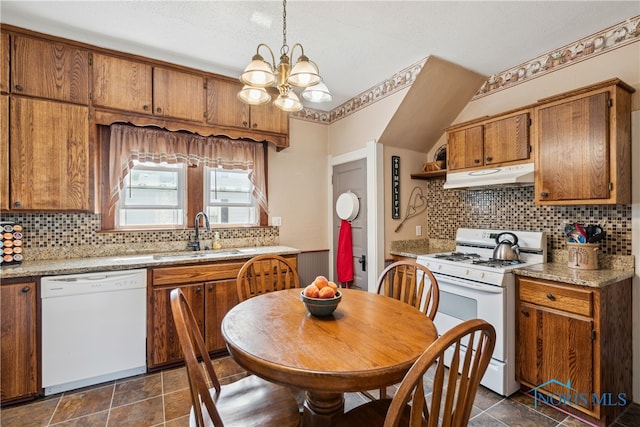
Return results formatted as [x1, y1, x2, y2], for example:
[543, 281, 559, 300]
[1, 1, 638, 111]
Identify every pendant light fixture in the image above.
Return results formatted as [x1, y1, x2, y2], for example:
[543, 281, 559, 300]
[238, 0, 331, 112]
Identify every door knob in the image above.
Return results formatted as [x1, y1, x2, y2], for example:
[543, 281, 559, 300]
[358, 254, 366, 272]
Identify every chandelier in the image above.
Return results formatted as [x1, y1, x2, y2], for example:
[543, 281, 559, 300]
[238, 0, 332, 112]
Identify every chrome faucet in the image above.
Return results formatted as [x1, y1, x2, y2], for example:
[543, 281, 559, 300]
[188, 211, 210, 251]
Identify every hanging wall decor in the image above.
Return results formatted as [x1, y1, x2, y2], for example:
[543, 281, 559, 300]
[392, 156, 400, 219]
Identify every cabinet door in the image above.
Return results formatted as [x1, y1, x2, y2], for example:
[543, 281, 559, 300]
[1, 95, 8, 210]
[148, 284, 205, 369]
[12, 35, 89, 104]
[518, 303, 594, 410]
[204, 279, 240, 353]
[10, 97, 90, 210]
[91, 53, 152, 113]
[1, 282, 38, 402]
[205, 78, 249, 128]
[483, 112, 530, 165]
[447, 125, 483, 170]
[153, 67, 205, 122]
[537, 92, 610, 201]
[249, 102, 289, 134]
[1, 32, 9, 93]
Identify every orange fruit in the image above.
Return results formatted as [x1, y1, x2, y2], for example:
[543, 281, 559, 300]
[314, 275, 329, 289]
[304, 284, 320, 298]
[318, 286, 336, 299]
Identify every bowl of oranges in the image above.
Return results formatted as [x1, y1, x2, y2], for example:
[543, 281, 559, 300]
[300, 276, 341, 317]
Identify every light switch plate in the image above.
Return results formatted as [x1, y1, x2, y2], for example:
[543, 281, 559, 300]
[416, 225, 422, 236]
[272, 216, 282, 226]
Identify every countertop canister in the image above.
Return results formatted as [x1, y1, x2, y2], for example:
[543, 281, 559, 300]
[567, 242, 599, 270]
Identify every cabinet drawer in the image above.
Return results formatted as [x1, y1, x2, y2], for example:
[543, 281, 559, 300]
[518, 278, 593, 317]
[152, 261, 247, 286]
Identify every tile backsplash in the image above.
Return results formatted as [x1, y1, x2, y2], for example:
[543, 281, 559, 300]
[1, 180, 633, 262]
[422, 178, 633, 256]
[0, 213, 279, 261]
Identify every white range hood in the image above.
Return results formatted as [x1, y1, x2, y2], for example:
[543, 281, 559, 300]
[443, 163, 535, 189]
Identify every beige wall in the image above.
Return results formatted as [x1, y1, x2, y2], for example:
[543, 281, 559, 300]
[383, 145, 430, 254]
[268, 118, 328, 251]
[327, 89, 408, 156]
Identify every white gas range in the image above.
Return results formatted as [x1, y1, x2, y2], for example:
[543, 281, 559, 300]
[416, 228, 546, 396]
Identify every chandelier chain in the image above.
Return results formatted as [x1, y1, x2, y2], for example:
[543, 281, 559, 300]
[281, 0, 288, 56]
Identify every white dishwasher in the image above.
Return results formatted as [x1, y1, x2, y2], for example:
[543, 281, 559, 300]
[41, 269, 147, 395]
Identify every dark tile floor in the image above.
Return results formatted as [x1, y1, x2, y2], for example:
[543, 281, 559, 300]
[1, 356, 639, 427]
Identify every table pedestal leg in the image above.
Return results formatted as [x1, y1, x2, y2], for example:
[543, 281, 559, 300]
[302, 391, 344, 427]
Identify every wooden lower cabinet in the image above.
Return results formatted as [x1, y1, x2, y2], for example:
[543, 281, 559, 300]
[147, 255, 296, 369]
[516, 277, 632, 426]
[1, 281, 38, 404]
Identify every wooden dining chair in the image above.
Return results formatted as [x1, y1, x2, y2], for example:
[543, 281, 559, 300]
[374, 260, 440, 398]
[169, 288, 300, 427]
[337, 319, 496, 427]
[236, 254, 300, 302]
[376, 260, 440, 320]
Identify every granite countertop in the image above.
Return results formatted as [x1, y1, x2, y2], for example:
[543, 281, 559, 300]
[389, 238, 456, 259]
[0, 246, 301, 280]
[513, 262, 635, 288]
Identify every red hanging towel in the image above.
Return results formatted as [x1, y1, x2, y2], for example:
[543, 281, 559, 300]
[336, 219, 354, 283]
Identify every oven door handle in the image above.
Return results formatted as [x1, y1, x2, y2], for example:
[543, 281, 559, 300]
[433, 275, 504, 294]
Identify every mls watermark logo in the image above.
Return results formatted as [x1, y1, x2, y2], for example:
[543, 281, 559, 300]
[529, 379, 627, 409]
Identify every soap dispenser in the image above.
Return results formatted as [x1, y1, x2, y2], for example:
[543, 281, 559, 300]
[213, 232, 222, 250]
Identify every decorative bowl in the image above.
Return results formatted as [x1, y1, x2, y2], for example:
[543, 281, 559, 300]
[300, 291, 342, 317]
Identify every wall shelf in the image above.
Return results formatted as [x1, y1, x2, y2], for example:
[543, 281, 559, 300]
[410, 170, 446, 180]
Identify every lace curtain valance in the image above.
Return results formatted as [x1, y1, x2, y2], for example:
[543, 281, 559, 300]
[108, 124, 267, 213]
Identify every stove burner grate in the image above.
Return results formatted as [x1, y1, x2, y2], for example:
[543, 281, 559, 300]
[472, 258, 524, 268]
[434, 252, 481, 261]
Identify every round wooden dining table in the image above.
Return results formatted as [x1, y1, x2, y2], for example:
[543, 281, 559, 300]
[221, 288, 438, 427]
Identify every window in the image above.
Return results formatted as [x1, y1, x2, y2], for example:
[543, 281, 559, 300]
[103, 124, 268, 231]
[117, 161, 186, 228]
[205, 167, 257, 225]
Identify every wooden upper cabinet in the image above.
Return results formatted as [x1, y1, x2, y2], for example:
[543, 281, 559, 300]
[11, 35, 89, 104]
[0, 32, 9, 93]
[91, 53, 152, 113]
[535, 80, 633, 205]
[447, 125, 483, 170]
[205, 78, 249, 128]
[483, 112, 530, 165]
[1, 95, 8, 211]
[205, 77, 289, 134]
[10, 97, 90, 211]
[249, 100, 289, 134]
[153, 67, 205, 122]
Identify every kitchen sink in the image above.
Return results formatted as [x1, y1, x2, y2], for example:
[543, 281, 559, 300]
[152, 249, 248, 261]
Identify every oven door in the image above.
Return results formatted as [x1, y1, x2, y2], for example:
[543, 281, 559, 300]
[430, 274, 506, 362]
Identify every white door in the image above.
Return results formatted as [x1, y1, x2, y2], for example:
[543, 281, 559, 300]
[332, 159, 367, 290]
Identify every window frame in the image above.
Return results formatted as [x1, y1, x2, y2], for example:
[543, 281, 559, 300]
[204, 167, 258, 226]
[98, 126, 269, 231]
[115, 161, 187, 229]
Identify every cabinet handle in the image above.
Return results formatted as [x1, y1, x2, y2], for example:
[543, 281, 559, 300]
[252, 123, 258, 129]
[521, 309, 530, 317]
[143, 105, 149, 111]
[195, 287, 202, 293]
[540, 192, 549, 197]
[15, 84, 23, 91]
[156, 107, 162, 113]
[21, 286, 30, 293]
[546, 293, 555, 301]
[208, 285, 213, 291]
[474, 159, 481, 164]
[242, 121, 248, 127]
[486, 156, 493, 162]
[13, 201, 21, 207]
